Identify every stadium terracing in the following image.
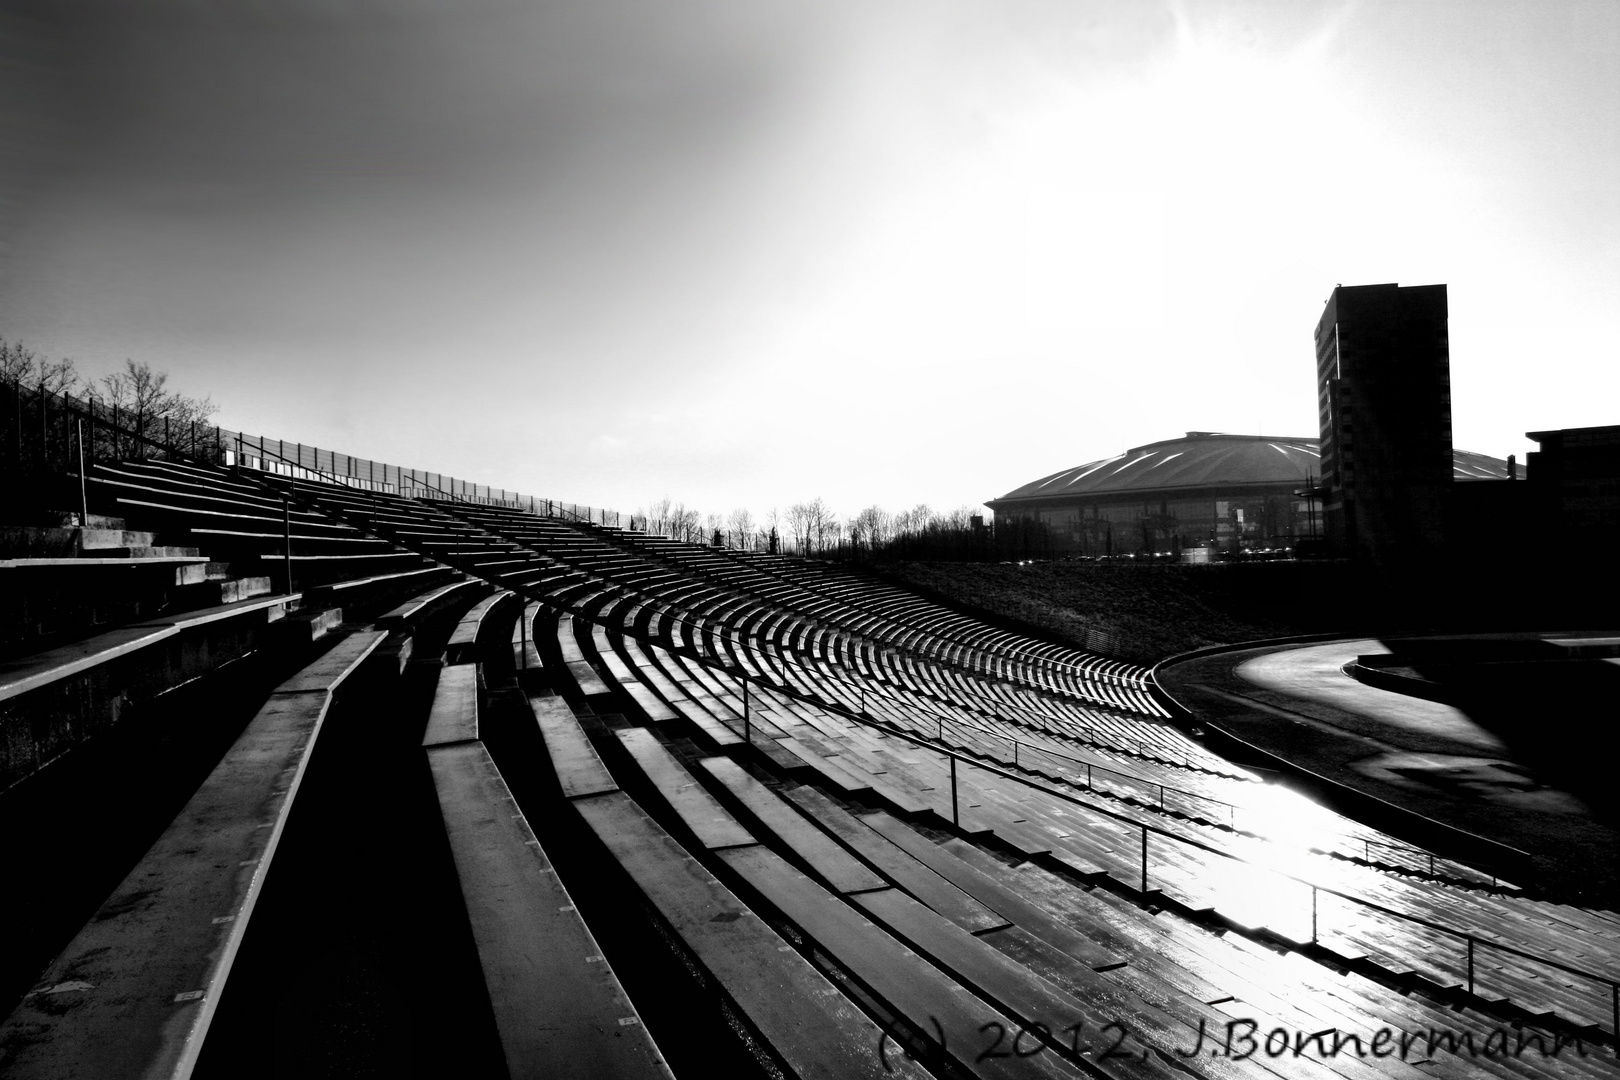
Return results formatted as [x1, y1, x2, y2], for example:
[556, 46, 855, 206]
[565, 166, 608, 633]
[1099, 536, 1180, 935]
[2, 384, 1617, 1078]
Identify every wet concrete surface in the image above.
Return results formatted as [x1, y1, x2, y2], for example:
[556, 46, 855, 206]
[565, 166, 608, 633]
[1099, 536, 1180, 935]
[1157, 636, 1620, 907]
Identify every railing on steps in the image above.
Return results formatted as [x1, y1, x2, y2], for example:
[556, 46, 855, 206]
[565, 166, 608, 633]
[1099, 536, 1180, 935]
[206, 456, 1620, 1044]
[222, 434, 1502, 890]
[654, 619, 1620, 1047]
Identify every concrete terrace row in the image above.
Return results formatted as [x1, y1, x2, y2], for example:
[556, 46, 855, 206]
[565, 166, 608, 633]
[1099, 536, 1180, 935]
[538, 606, 1620, 1080]
[0, 454, 1615, 1079]
[262, 463, 1620, 1013]
[359, 485, 1474, 875]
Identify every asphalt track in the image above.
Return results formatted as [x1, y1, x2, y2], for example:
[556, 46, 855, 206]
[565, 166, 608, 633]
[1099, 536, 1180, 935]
[1156, 637, 1620, 906]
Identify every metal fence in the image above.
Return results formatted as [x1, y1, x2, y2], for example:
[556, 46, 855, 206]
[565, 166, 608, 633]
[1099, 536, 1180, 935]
[220, 430, 624, 526]
[2, 376, 227, 476]
[0, 373, 625, 528]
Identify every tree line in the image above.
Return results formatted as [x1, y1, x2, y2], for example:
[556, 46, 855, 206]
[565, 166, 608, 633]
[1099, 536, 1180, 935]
[632, 495, 996, 560]
[5, 335, 1015, 563]
[2, 337, 217, 433]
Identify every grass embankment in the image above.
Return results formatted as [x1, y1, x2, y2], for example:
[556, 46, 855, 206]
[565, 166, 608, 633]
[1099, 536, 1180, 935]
[870, 559, 1379, 666]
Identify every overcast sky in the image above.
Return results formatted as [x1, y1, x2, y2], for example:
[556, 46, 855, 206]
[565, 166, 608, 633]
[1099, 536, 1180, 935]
[2, 1, 1617, 520]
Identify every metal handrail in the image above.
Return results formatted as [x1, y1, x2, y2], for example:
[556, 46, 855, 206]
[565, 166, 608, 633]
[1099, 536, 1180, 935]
[812, 685, 1620, 1040]
[555, 521, 1457, 870]
[438, 496, 1479, 877]
[225, 433, 625, 528]
[230, 454, 1619, 1038]
[634, 629, 1616, 1040]
[511, 556, 1617, 1039]
[254, 459, 1481, 880]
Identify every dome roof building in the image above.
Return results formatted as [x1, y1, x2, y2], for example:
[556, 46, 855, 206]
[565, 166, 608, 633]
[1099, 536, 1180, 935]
[987, 432, 1511, 557]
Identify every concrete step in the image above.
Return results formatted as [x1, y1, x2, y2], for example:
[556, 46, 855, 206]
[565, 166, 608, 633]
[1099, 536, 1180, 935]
[40, 512, 126, 529]
[0, 527, 199, 559]
[78, 529, 158, 551]
[0, 527, 79, 558]
[217, 576, 273, 604]
[177, 575, 273, 605]
[271, 606, 343, 646]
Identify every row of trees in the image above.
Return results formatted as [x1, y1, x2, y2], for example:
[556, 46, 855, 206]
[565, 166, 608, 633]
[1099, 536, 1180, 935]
[633, 494, 994, 559]
[2, 338, 217, 433]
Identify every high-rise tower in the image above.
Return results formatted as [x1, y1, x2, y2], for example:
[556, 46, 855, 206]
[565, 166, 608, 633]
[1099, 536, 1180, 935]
[1314, 283, 1453, 561]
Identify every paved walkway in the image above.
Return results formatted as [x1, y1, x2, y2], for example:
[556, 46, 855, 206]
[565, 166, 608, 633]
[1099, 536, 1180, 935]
[1157, 637, 1620, 906]
[1237, 640, 1506, 753]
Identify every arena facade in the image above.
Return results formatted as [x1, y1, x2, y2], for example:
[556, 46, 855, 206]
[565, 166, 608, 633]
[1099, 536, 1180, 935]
[987, 431, 1512, 557]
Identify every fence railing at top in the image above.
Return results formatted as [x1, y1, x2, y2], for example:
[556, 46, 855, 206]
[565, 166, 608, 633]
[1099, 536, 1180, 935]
[0, 374, 626, 529]
[222, 431, 624, 528]
[2, 375, 228, 478]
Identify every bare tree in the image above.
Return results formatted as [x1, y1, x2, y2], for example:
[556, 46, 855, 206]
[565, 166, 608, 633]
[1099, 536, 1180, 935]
[895, 503, 934, 538]
[789, 497, 838, 555]
[810, 498, 839, 553]
[643, 496, 674, 536]
[671, 503, 702, 544]
[854, 505, 892, 548]
[1, 338, 80, 394]
[90, 359, 215, 437]
[787, 501, 814, 554]
[726, 507, 755, 550]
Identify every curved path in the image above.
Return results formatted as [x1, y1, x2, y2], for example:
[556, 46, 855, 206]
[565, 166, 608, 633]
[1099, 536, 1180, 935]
[1157, 636, 1620, 905]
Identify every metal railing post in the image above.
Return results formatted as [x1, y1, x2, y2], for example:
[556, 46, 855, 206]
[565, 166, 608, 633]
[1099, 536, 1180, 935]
[1311, 886, 1318, 944]
[1141, 825, 1149, 894]
[520, 605, 528, 669]
[743, 680, 750, 745]
[282, 497, 294, 593]
[950, 755, 959, 828]
[76, 419, 88, 531]
[1467, 937, 1475, 995]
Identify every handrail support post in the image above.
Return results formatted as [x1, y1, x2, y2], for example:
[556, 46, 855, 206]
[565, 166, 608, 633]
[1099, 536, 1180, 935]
[76, 419, 88, 536]
[282, 496, 293, 594]
[950, 755, 959, 828]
